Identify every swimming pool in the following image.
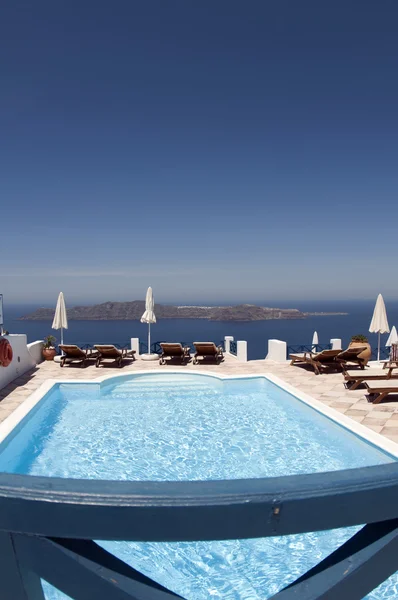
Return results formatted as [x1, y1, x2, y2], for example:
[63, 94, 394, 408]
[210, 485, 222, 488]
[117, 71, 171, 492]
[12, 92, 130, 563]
[0, 372, 396, 598]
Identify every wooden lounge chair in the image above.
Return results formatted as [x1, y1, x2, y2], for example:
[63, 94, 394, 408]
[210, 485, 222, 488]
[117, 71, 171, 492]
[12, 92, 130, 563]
[94, 345, 136, 368]
[343, 367, 397, 390]
[193, 342, 224, 365]
[336, 346, 369, 369]
[289, 349, 342, 375]
[159, 343, 191, 365]
[59, 344, 99, 368]
[364, 379, 398, 404]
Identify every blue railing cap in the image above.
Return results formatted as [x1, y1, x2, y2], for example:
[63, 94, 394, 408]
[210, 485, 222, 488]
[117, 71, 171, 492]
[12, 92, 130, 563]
[0, 463, 398, 541]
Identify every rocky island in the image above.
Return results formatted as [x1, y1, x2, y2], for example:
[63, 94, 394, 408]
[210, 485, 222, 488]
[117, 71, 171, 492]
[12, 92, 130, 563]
[20, 302, 347, 322]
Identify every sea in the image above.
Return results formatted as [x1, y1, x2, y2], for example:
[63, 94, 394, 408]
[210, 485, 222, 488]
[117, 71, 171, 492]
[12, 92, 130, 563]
[4, 300, 398, 361]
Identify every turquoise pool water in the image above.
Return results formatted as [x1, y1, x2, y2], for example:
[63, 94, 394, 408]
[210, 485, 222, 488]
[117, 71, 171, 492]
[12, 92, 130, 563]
[0, 373, 396, 598]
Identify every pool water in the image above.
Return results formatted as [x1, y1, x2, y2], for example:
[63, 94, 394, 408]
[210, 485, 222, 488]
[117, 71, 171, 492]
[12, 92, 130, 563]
[0, 373, 396, 599]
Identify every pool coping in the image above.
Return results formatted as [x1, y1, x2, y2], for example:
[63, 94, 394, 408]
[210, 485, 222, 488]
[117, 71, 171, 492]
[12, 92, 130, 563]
[0, 369, 398, 459]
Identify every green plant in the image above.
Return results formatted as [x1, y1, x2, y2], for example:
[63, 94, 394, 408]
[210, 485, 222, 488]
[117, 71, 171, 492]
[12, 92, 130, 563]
[43, 335, 57, 348]
[351, 334, 368, 343]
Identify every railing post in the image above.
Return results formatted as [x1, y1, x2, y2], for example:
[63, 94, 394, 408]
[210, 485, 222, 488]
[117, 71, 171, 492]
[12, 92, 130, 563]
[236, 341, 247, 362]
[0, 532, 45, 599]
[330, 338, 342, 350]
[266, 339, 287, 361]
[131, 338, 140, 357]
[224, 336, 234, 354]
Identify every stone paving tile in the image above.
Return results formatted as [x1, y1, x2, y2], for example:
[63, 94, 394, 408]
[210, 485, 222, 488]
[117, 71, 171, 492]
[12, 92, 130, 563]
[365, 425, 383, 433]
[362, 410, 396, 420]
[326, 399, 355, 408]
[349, 416, 365, 423]
[380, 427, 398, 436]
[344, 409, 369, 417]
[380, 420, 398, 429]
[330, 405, 354, 413]
[362, 417, 390, 427]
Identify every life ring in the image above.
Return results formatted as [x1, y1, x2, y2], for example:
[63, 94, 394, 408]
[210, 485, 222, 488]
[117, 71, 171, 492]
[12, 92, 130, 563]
[0, 338, 13, 367]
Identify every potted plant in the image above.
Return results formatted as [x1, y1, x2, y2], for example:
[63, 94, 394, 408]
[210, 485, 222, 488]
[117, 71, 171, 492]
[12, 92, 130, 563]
[43, 335, 57, 361]
[349, 334, 371, 365]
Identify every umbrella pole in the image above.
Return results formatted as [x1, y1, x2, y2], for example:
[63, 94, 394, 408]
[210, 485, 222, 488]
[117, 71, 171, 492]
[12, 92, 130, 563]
[378, 331, 380, 362]
[148, 322, 151, 354]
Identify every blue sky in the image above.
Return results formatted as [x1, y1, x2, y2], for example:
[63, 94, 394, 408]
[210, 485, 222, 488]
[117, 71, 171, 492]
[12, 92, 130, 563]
[1, 1, 397, 305]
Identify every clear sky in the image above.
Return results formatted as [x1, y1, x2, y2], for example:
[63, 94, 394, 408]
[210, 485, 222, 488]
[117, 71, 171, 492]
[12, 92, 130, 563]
[1, 1, 397, 305]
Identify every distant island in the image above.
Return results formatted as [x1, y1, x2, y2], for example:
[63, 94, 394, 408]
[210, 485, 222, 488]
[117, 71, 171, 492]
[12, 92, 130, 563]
[20, 302, 348, 322]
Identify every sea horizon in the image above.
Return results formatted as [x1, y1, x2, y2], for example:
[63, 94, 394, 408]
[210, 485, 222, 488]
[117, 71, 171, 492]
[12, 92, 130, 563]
[4, 300, 398, 361]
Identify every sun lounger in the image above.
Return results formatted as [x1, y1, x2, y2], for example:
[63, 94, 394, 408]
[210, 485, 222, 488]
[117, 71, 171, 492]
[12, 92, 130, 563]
[364, 379, 398, 404]
[59, 344, 99, 368]
[193, 342, 224, 364]
[94, 345, 136, 368]
[289, 349, 342, 375]
[343, 367, 396, 390]
[159, 343, 191, 365]
[336, 346, 369, 369]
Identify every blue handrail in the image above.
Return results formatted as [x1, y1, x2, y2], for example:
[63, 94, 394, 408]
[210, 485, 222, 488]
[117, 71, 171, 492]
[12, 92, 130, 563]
[0, 463, 398, 598]
[229, 340, 237, 355]
[287, 343, 331, 355]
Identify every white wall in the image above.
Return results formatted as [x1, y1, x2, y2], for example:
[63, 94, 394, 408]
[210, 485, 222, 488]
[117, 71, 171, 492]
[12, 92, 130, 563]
[130, 338, 140, 356]
[0, 335, 43, 391]
[266, 339, 288, 362]
[27, 340, 44, 364]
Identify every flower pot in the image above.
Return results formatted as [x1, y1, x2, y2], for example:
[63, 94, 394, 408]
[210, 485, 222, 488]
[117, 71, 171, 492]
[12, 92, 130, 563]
[348, 341, 371, 366]
[43, 347, 57, 361]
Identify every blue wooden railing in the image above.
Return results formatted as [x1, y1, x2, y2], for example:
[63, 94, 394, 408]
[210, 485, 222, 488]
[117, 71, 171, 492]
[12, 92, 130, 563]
[1, 463, 398, 598]
[229, 340, 237, 355]
[372, 347, 391, 360]
[287, 343, 332, 355]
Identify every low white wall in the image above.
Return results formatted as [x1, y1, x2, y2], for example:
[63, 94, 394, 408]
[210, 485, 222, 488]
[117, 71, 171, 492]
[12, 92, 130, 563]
[236, 340, 247, 362]
[224, 336, 234, 354]
[131, 337, 140, 356]
[0, 333, 43, 389]
[27, 340, 45, 364]
[266, 339, 288, 362]
[0, 335, 43, 391]
[330, 338, 342, 350]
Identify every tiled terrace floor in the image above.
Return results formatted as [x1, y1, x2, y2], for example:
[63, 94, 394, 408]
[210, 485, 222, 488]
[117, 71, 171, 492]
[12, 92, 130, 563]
[1, 356, 398, 444]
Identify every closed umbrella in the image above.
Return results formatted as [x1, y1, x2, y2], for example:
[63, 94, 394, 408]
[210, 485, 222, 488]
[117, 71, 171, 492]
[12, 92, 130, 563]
[386, 326, 398, 348]
[311, 331, 318, 353]
[52, 292, 68, 345]
[140, 287, 157, 360]
[369, 294, 390, 362]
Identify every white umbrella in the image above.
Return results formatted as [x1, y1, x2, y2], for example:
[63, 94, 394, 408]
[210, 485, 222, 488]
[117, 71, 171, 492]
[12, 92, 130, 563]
[369, 293, 390, 362]
[52, 292, 68, 345]
[141, 287, 156, 357]
[386, 326, 398, 347]
[311, 331, 318, 353]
